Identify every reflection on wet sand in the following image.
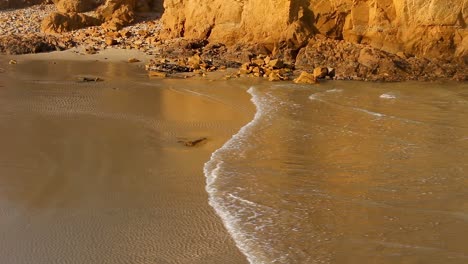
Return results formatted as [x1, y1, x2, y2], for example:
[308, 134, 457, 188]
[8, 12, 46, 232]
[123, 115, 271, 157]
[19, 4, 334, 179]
[0, 60, 251, 264]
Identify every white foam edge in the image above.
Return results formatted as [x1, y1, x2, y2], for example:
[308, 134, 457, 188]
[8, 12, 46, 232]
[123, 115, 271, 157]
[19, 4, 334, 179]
[203, 86, 271, 264]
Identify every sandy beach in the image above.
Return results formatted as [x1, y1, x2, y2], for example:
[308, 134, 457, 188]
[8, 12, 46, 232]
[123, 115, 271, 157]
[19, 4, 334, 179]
[1, 2, 468, 263]
[0, 51, 252, 263]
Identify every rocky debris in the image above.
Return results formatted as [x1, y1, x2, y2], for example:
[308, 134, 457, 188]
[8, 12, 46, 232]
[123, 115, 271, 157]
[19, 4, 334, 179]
[0, 34, 74, 54]
[236, 55, 292, 81]
[145, 54, 218, 77]
[41, 12, 101, 34]
[0, 0, 48, 9]
[295, 36, 465, 82]
[177, 137, 207, 147]
[0, 4, 466, 82]
[294, 72, 318, 84]
[0, 4, 162, 54]
[452, 71, 468, 82]
[0, 4, 55, 35]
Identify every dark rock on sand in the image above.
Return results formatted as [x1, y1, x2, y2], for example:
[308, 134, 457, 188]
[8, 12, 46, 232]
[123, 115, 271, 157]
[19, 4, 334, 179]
[77, 76, 104, 82]
[178, 137, 208, 147]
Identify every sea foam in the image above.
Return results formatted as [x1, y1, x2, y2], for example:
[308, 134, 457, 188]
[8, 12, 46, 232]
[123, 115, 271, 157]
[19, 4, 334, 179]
[204, 87, 279, 264]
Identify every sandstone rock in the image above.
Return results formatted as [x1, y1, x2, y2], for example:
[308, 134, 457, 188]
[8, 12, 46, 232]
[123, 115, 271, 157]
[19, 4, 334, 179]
[128, 58, 140, 63]
[327, 68, 336, 78]
[0, 34, 73, 54]
[105, 38, 117, 45]
[55, 0, 97, 13]
[41, 12, 102, 33]
[268, 58, 284, 69]
[148, 71, 167, 77]
[251, 58, 265, 67]
[313, 67, 328, 79]
[239, 62, 252, 74]
[160, 0, 467, 61]
[187, 54, 201, 69]
[294, 71, 317, 84]
[358, 48, 380, 69]
[98, 0, 137, 31]
[268, 72, 281, 82]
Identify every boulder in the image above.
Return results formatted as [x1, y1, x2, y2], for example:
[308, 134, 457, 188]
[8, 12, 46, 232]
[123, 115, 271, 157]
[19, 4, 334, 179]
[187, 54, 201, 69]
[55, 0, 98, 13]
[313, 67, 328, 79]
[97, 0, 136, 31]
[358, 48, 380, 70]
[41, 12, 102, 33]
[294, 71, 317, 84]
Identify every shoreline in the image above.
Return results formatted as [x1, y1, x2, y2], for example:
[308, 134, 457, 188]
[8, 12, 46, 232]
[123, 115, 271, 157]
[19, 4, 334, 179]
[1, 4, 466, 83]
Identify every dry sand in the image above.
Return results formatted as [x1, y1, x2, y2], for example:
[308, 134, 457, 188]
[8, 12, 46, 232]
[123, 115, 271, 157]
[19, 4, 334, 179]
[0, 50, 254, 263]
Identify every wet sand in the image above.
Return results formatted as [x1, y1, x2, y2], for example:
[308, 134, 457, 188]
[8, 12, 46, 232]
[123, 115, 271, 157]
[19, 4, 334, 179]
[0, 52, 252, 264]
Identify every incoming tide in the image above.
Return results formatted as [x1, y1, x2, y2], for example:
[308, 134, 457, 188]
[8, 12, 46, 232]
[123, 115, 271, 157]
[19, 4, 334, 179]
[205, 81, 468, 264]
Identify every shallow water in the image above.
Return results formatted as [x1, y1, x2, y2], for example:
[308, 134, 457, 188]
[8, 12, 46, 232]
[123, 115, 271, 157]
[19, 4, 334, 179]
[205, 81, 468, 263]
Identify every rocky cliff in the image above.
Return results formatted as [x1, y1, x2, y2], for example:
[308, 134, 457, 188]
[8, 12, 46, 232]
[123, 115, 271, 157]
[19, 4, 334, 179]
[160, 0, 468, 62]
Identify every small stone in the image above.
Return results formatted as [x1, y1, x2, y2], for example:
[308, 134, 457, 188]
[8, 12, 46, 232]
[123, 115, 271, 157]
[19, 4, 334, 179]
[105, 38, 117, 46]
[268, 72, 281, 82]
[251, 58, 265, 66]
[252, 67, 261, 74]
[239, 62, 252, 74]
[120, 30, 131, 38]
[9, 60, 17, 65]
[313, 67, 328, 79]
[138, 30, 148, 37]
[128, 58, 140, 63]
[327, 68, 336, 78]
[148, 71, 167, 78]
[294, 71, 318, 84]
[268, 59, 284, 69]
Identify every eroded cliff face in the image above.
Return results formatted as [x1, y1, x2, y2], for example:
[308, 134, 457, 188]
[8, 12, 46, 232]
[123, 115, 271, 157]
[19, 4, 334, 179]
[160, 0, 468, 61]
